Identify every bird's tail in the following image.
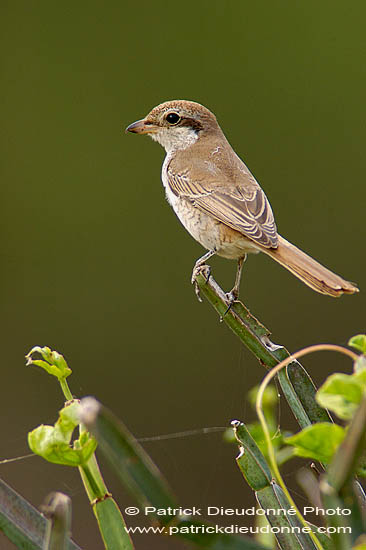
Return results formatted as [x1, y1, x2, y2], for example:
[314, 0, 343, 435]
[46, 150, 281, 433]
[261, 235, 359, 297]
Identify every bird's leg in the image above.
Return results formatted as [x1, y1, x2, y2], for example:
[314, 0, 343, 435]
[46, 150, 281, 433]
[225, 254, 247, 312]
[191, 249, 216, 302]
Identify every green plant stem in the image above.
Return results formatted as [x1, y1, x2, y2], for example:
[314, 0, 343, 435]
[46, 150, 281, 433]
[59, 379, 73, 402]
[256, 344, 357, 550]
[76, 430, 134, 549]
[195, 271, 342, 428]
[79, 455, 108, 501]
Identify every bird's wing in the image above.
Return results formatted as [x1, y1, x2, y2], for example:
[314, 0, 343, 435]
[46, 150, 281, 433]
[166, 166, 278, 248]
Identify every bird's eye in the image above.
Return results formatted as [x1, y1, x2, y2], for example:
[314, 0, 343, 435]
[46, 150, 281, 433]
[165, 112, 181, 125]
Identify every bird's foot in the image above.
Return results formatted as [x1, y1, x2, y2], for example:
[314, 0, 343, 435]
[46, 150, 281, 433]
[191, 264, 211, 302]
[223, 289, 239, 316]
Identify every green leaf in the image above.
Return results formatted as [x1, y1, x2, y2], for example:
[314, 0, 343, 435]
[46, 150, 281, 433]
[28, 402, 97, 466]
[256, 484, 317, 549]
[233, 422, 272, 491]
[349, 335, 366, 354]
[354, 356, 366, 381]
[26, 346, 72, 380]
[60, 401, 81, 428]
[94, 498, 134, 550]
[316, 373, 364, 420]
[285, 423, 345, 463]
[327, 396, 366, 489]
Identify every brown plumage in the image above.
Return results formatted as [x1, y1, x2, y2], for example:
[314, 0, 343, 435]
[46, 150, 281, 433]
[127, 100, 358, 298]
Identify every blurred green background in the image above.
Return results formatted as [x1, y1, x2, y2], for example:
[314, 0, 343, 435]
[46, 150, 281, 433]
[1, 2, 365, 548]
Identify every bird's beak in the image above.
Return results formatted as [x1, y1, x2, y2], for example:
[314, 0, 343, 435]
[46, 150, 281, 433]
[125, 118, 158, 135]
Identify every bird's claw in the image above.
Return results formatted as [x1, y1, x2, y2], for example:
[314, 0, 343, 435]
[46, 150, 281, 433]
[194, 281, 203, 302]
[223, 290, 238, 316]
[191, 264, 211, 302]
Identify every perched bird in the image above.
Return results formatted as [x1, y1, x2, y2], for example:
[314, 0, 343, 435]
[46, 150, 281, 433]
[126, 100, 358, 300]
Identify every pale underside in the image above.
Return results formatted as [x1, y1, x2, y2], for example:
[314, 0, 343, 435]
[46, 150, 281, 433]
[161, 151, 278, 260]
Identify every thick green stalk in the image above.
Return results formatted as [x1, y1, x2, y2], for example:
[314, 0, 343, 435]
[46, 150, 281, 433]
[76, 436, 134, 549]
[195, 271, 331, 429]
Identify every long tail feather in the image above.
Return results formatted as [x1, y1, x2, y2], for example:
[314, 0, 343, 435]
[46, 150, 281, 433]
[261, 235, 359, 297]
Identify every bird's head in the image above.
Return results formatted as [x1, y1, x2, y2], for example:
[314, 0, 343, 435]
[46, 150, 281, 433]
[126, 100, 220, 153]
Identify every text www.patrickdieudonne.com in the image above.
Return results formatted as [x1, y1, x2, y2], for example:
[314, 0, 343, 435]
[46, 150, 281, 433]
[123, 506, 352, 536]
[124, 525, 351, 536]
